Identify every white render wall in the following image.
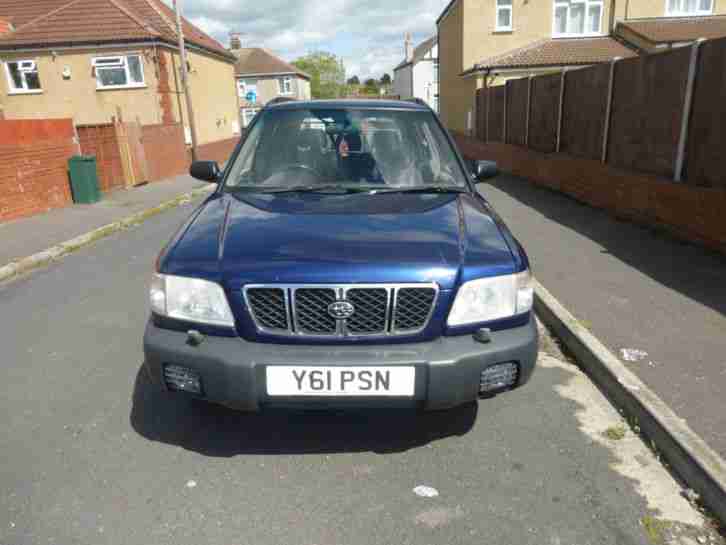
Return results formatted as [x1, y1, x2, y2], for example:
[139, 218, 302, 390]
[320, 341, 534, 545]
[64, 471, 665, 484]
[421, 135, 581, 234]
[393, 43, 438, 111]
[393, 65, 413, 99]
[413, 43, 438, 112]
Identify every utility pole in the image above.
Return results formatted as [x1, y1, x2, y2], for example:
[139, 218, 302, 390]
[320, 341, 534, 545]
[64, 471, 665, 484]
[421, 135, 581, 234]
[173, 0, 199, 161]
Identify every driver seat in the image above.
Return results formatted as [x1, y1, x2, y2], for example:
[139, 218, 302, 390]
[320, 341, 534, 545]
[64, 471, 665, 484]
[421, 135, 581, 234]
[296, 129, 325, 174]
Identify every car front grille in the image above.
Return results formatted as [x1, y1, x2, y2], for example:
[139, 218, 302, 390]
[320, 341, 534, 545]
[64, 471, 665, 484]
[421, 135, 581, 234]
[243, 284, 438, 338]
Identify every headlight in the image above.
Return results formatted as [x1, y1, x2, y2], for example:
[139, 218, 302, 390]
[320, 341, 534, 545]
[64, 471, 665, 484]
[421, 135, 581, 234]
[447, 270, 534, 327]
[150, 273, 235, 327]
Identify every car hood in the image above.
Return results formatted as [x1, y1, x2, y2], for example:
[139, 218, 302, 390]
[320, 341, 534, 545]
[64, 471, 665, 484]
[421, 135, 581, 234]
[162, 192, 517, 290]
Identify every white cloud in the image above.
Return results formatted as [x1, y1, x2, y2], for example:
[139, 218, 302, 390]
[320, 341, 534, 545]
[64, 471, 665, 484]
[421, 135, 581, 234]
[169, 0, 449, 79]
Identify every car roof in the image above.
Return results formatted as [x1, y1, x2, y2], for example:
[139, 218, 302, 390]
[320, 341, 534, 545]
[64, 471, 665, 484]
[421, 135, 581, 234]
[264, 99, 430, 111]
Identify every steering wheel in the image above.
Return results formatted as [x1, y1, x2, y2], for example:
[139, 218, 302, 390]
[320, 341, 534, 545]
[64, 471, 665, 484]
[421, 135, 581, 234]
[279, 163, 323, 180]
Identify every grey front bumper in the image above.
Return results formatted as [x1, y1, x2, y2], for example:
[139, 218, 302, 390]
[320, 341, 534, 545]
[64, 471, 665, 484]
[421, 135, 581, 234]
[143, 316, 538, 411]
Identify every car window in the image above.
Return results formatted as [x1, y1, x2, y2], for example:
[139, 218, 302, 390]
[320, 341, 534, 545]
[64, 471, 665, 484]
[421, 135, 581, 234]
[224, 108, 467, 190]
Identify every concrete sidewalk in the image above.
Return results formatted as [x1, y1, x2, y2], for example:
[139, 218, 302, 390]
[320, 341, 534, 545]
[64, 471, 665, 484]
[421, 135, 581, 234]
[0, 174, 208, 267]
[480, 175, 726, 458]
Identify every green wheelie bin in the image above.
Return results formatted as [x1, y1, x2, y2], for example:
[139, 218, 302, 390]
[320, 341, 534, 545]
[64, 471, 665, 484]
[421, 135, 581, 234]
[68, 155, 101, 204]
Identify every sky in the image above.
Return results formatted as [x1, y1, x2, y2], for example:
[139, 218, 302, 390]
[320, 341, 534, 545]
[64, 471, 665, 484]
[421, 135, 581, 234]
[168, 0, 450, 80]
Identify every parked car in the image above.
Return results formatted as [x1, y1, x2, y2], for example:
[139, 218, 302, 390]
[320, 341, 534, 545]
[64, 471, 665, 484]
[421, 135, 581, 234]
[144, 99, 537, 414]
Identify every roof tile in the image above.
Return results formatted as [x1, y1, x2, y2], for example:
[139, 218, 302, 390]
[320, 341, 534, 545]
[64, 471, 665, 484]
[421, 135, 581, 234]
[0, 0, 232, 59]
[232, 47, 310, 79]
[471, 36, 637, 71]
[619, 15, 726, 43]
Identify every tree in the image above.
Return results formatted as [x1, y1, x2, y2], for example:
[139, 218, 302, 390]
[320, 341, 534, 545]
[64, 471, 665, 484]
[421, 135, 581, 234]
[361, 78, 379, 96]
[347, 75, 360, 85]
[292, 52, 346, 99]
[380, 73, 392, 86]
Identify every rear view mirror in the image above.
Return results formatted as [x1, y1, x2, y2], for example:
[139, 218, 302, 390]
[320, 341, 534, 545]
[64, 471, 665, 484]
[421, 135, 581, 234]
[190, 161, 221, 183]
[472, 160, 499, 181]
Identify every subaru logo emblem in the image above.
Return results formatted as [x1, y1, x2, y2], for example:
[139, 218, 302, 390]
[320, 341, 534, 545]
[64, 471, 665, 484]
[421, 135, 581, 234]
[328, 301, 355, 320]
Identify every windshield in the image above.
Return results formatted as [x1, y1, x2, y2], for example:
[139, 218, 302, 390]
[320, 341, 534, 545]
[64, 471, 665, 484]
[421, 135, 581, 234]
[224, 107, 468, 192]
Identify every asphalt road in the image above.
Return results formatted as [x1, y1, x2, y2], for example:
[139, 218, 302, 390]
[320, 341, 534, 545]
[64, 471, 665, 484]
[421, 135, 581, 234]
[0, 197, 719, 545]
[479, 176, 726, 459]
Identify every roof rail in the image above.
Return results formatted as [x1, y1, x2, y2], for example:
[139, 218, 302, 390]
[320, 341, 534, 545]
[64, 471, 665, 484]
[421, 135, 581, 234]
[265, 96, 297, 107]
[405, 98, 431, 109]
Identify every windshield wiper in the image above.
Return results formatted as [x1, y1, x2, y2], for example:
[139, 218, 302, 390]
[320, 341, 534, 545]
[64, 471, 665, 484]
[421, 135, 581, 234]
[261, 185, 371, 194]
[228, 185, 368, 194]
[368, 185, 468, 195]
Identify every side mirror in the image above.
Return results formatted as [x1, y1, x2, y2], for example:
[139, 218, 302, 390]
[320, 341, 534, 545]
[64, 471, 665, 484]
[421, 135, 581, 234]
[190, 161, 221, 183]
[471, 160, 499, 181]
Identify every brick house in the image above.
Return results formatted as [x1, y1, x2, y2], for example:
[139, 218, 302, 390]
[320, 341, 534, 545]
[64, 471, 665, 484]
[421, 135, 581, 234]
[436, 0, 726, 133]
[0, 0, 240, 154]
[230, 39, 311, 128]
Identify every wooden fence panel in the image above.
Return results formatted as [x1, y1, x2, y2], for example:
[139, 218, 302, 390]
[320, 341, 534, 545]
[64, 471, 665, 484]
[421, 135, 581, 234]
[608, 47, 690, 178]
[529, 73, 561, 153]
[77, 124, 125, 192]
[506, 77, 529, 147]
[561, 64, 610, 160]
[488, 86, 505, 142]
[476, 88, 487, 141]
[686, 37, 726, 188]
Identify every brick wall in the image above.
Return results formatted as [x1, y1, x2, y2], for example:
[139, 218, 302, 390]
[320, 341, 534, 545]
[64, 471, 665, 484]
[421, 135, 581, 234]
[77, 124, 125, 192]
[0, 119, 78, 222]
[453, 133, 726, 255]
[142, 124, 189, 181]
[195, 136, 239, 165]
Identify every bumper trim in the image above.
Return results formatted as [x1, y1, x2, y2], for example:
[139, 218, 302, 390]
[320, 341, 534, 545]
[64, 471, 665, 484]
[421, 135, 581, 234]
[143, 315, 538, 411]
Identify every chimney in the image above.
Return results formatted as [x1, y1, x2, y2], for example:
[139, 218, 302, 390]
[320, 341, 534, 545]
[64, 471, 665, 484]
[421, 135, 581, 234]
[404, 33, 413, 62]
[229, 32, 242, 50]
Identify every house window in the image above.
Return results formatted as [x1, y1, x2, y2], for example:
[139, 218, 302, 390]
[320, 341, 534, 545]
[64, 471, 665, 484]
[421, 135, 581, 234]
[278, 77, 293, 95]
[667, 0, 712, 15]
[238, 79, 258, 101]
[5, 60, 42, 93]
[92, 54, 145, 89]
[242, 108, 261, 128]
[496, 0, 513, 31]
[553, 0, 603, 37]
[433, 60, 439, 83]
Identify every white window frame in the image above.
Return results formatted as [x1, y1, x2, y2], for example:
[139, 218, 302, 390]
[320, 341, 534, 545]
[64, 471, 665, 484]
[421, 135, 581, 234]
[242, 107, 261, 128]
[552, 0, 605, 38]
[496, 0, 513, 31]
[278, 76, 293, 95]
[4, 59, 42, 94]
[666, 0, 713, 16]
[92, 54, 145, 90]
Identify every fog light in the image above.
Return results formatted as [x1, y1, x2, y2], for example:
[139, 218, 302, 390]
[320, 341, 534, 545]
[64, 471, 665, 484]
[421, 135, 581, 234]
[480, 363, 519, 394]
[163, 365, 202, 394]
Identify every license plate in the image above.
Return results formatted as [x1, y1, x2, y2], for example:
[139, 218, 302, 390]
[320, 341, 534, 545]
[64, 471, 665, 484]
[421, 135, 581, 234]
[266, 366, 416, 397]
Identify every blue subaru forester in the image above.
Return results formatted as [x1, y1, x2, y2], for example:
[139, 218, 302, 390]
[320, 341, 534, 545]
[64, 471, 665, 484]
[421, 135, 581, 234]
[144, 99, 537, 413]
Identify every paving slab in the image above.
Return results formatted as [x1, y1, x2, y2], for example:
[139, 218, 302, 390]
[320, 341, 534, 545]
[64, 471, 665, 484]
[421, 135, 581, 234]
[480, 175, 726, 459]
[0, 174, 208, 266]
